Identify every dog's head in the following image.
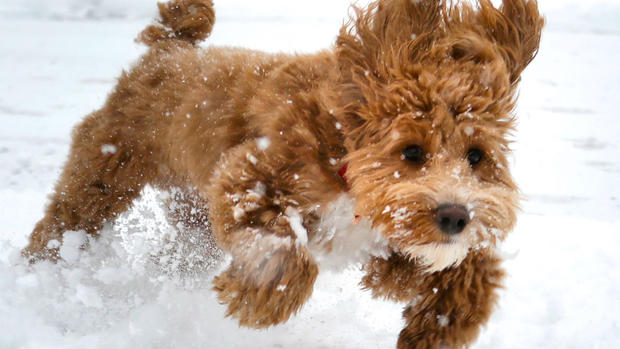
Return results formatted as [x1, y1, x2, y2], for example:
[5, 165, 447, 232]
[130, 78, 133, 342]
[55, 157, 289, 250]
[334, 0, 543, 271]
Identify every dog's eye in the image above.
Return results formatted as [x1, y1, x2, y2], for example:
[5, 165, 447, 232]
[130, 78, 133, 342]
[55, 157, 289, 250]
[401, 145, 425, 164]
[467, 148, 484, 166]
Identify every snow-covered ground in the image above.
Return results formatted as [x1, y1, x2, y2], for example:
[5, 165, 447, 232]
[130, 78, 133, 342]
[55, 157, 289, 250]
[1, 1, 619, 348]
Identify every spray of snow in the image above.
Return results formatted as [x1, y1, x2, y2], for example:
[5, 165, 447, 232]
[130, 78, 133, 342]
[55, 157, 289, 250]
[310, 194, 389, 271]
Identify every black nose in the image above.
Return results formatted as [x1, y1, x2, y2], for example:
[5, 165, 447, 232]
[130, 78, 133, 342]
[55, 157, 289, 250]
[435, 204, 470, 235]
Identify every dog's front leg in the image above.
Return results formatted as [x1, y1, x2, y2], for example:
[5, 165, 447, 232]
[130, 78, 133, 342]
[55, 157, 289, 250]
[363, 251, 504, 349]
[208, 140, 339, 328]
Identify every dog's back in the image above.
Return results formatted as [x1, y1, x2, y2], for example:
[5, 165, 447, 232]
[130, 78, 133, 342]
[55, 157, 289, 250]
[23, 0, 336, 258]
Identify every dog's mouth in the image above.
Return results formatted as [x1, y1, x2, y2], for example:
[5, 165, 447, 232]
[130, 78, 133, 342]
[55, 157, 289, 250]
[437, 237, 460, 245]
[398, 238, 472, 273]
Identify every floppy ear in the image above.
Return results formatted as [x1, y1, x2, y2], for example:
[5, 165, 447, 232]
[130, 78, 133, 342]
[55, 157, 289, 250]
[333, 0, 450, 150]
[476, 0, 544, 84]
[334, 0, 443, 140]
[336, 0, 442, 85]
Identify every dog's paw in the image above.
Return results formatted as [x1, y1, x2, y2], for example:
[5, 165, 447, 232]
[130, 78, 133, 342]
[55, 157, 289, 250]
[213, 244, 318, 328]
[21, 234, 62, 264]
[361, 253, 423, 302]
[21, 247, 60, 264]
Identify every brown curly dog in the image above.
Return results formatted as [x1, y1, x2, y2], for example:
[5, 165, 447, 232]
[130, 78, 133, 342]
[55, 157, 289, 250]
[24, 0, 544, 347]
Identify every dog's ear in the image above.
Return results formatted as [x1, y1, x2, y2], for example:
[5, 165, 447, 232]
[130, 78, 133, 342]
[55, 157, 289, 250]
[336, 0, 441, 86]
[334, 0, 442, 137]
[475, 0, 544, 84]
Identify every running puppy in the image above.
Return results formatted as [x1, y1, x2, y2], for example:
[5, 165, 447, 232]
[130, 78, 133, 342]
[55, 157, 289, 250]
[25, 0, 544, 347]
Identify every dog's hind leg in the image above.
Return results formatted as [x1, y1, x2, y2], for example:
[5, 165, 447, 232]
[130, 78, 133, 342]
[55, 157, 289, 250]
[23, 110, 158, 261]
[22, 0, 217, 262]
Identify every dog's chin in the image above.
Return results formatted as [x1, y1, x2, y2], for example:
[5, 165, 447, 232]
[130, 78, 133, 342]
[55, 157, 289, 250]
[401, 240, 471, 273]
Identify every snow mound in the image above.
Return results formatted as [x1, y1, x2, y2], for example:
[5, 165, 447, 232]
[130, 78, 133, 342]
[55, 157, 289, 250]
[0, 186, 225, 348]
[0, 186, 402, 349]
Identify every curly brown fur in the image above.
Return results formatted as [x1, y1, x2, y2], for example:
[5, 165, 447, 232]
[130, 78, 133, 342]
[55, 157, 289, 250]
[363, 251, 505, 348]
[24, 0, 543, 347]
[212, 229, 318, 327]
[138, 0, 215, 46]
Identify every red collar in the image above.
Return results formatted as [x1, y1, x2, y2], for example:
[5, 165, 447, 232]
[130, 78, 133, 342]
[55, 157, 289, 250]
[338, 163, 360, 223]
[338, 163, 349, 187]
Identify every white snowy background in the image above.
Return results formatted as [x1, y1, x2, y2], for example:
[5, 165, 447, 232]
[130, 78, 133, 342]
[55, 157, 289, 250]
[1, 0, 619, 348]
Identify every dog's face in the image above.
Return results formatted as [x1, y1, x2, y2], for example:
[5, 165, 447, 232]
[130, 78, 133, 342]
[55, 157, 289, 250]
[335, 0, 543, 271]
[345, 63, 520, 272]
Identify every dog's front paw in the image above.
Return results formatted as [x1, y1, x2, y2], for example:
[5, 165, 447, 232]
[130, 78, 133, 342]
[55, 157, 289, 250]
[213, 243, 318, 328]
[22, 229, 62, 264]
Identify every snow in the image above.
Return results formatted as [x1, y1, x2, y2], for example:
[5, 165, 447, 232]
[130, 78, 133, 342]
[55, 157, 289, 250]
[257, 137, 271, 150]
[1, 0, 619, 348]
[285, 206, 309, 246]
[437, 315, 449, 327]
[464, 125, 475, 136]
[311, 194, 389, 271]
[100, 144, 117, 155]
[246, 152, 258, 165]
[58, 230, 87, 263]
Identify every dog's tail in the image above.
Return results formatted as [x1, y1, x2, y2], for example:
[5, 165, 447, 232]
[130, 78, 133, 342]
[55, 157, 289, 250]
[137, 0, 215, 47]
